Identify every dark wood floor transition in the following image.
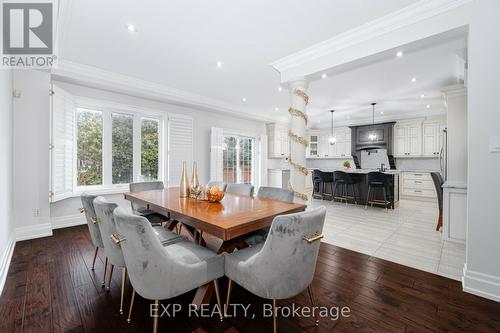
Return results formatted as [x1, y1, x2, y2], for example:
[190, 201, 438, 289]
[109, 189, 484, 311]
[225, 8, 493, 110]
[1, 225, 499, 332]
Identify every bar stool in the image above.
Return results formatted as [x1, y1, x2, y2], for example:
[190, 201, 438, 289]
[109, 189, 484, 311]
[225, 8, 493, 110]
[312, 170, 334, 200]
[333, 171, 360, 205]
[366, 172, 391, 210]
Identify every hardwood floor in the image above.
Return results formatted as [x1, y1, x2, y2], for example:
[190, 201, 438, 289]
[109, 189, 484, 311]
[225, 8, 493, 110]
[1, 225, 499, 333]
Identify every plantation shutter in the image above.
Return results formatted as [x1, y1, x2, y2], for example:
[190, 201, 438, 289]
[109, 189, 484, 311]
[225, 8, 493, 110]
[167, 114, 193, 186]
[210, 127, 224, 182]
[50, 84, 75, 202]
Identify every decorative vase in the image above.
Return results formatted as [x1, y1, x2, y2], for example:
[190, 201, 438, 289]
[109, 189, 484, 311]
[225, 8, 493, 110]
[179, 161, 189, 198]
[191, 161, 199, 188]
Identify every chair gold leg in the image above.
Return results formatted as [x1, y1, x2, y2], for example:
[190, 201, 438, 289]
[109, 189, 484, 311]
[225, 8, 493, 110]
[120, 267, 127, 314]
[272, 299, 278, 333]
[127, 289, 136, 323]
[91, 247, 98, 270]
[153, 300, 160, 333]
[102, 257, 108, 287]
[213, 280, 223, 321]
[308, 285, 319, 326]
[106, 264, 114, 291]
[225, 279, 233, 317]
[178, 223, 183, 235]
[198, 231, 204, 245]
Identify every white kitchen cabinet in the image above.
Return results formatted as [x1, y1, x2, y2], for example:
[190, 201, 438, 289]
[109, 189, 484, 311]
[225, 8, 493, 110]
[267, 124, 289, 158]
[267, 169, 290, 189]
[393, 121, 422, 157]
[400, 172, 437, 199]
[306, 131, 320, 157]
[306, 127, 351, 159]
[422, 120, 447, 156]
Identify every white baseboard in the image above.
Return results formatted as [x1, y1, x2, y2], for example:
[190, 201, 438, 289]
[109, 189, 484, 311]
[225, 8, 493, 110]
[15, 223, 53, 241]
[463, 264, 500, 302]
[0, 233, 16, 295]
[51, 214, 86, 230]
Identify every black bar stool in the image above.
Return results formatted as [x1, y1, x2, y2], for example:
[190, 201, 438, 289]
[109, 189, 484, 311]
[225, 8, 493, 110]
[312, 170, 334, 200]
[333, 171, 360, 205]
[366, 171, 391, 210]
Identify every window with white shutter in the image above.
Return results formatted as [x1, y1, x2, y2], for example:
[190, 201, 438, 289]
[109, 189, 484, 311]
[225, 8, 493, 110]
[167, 114, 193, 186]
[50, 84, 75, 202]
[210, 127, 224, 182]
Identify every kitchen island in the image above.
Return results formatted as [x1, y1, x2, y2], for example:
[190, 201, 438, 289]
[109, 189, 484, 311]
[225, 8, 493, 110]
[312, 169, 400, 209]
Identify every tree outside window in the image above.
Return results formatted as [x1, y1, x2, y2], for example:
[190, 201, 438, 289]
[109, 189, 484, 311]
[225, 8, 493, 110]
[77, 109, 103, 186]
[141, 118, 159, 181]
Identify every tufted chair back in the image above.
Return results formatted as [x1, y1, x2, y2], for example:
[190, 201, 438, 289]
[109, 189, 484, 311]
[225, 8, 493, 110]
[257, 187, 294, 202]
[81, 193, 104, 248]
[93, 196, 124, 267]
[129, 181, 164, 213]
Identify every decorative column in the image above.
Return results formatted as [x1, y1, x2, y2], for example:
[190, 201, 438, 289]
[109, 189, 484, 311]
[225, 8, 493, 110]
[287, 78, 310, 203]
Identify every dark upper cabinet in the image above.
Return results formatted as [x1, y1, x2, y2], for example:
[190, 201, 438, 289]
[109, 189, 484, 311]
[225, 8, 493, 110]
[350, 122, 396, 154]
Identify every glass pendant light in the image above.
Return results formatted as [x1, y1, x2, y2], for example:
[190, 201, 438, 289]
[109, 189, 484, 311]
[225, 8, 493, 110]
[368, 103, 377, 141]
[328, 110, 336, 145]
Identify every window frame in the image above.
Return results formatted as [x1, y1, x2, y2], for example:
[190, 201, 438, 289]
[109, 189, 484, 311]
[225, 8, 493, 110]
[221, 130, 259, 186]
[73, 98, 164, 195]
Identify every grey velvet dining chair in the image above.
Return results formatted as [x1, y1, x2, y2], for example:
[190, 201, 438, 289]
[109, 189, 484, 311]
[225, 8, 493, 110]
[129, 181, 170, 226]
[80, 193, 106, 286]
[93, 197, 184, 315]
[224, 206, 326, 333]
[207, 180, 228, 192]
[243, 186, 295, 246]
[113, 207, 225, 333]
[226, 183, 254, 196]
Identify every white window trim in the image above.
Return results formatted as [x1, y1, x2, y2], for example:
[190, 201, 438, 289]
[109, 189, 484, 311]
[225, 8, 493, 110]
[221, 128, 262, 187]
[73, 98, 165, 195]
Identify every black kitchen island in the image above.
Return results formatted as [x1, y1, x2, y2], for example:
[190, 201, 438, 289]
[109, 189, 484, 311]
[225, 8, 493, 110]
[312, 169, 400, 209]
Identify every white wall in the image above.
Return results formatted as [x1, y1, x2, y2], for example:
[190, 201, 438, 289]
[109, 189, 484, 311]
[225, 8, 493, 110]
[0, 69, 14, 292]
[49, 81, 267, 224]
[463, 0, 500, 302]
[12, 70, 52, 240]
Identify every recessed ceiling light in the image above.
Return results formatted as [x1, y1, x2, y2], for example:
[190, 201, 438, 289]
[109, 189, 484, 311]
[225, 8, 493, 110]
[420, 94, 425, 98]
[426, 104, 431, 109]
[411, 77, 417, 83]
[278, 86, 283, 92]
[126, 24, 137, 32]
[242, 97, 247, 102]
[380, 111, 384, 114]
[216, 61, 223, 67]
[274, 107, 279, 111]
[321, 73, 327, 79]
[396, 51, 404, 57]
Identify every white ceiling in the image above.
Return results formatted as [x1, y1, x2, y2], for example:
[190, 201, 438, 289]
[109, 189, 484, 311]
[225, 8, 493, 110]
[57, 0, 466, 127]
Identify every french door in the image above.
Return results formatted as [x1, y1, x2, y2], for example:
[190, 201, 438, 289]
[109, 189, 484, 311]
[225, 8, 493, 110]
[223, 135, 255, 185]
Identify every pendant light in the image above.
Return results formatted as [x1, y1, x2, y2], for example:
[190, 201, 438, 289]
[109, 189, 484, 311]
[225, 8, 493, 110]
[368, 103, 377, 141]
[328, 110, 336, 145]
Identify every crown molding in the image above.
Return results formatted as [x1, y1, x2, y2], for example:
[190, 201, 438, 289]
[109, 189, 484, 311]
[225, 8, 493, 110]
[271, 0, 473, 74]
[51, 60, 274, 123]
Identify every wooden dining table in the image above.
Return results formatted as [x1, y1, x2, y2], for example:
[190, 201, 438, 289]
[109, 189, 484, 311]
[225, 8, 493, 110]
[124, 187, 307, 306]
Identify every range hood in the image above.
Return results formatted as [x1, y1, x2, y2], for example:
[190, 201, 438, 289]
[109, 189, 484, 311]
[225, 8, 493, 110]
[349, 121, 396, 156]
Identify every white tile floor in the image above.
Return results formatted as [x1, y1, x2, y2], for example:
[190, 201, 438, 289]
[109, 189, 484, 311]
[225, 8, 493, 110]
[311, 198, 466, 281]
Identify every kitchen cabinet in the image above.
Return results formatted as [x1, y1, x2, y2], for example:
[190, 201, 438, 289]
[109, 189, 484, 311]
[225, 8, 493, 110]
[267, 124, 289, 158]
[400, 172, 437, 199]
[394, 121, 422, 157]
[422, 120, 447, 156]
[268, 169, 290, 189]
[306, 127, 351, 158]
[306, 131, 320, 157]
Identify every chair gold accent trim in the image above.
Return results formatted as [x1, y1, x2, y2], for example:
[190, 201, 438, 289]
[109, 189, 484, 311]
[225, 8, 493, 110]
[110, 234, 126, 245]
[79, 207, 85, 213]
[303, 232, 323, 244]
[91, 216, 97, 224]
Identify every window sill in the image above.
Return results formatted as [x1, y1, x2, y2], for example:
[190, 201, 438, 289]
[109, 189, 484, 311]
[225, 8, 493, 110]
[73, 186, 130, 197]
